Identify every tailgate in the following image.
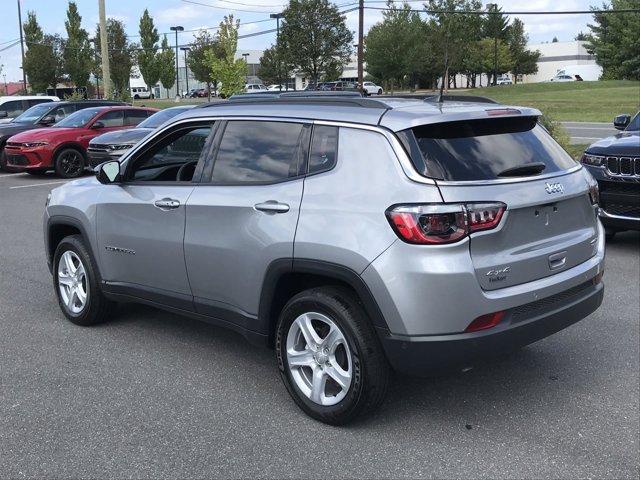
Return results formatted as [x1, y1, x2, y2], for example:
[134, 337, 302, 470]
[438, 171, 599, 290]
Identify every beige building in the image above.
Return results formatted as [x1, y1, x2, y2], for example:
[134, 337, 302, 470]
[521, 40, 601, 83]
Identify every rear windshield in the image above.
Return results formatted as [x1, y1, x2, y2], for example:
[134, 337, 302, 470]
[398, 116, 577, 181]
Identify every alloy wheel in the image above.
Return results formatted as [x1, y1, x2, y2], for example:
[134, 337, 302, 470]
[59, 151, 83, 177]
[286, 312, 353, 406]
[57, 251, 88, 314]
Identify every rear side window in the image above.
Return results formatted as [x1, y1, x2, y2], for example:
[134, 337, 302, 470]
[125, 109, 150, 126]
[308, 125, 338, 174]
[399, 116, 577, 181]
[99, 110, 124, 127]
[210, 121, 305, 184]
[0, 100, 24, 117]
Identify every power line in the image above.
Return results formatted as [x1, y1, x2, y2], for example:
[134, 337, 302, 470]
[181, 0, 281, 14]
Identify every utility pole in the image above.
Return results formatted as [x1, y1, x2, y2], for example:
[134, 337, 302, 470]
[357, 0, 364, 88]
[98, 0, 111, 99]
[170, 26, 184, 97]
[486, 3, 498, 86]
[17, 0, 27, 92]
[242, 53, 250, 84]
[180, 47, 191, 95]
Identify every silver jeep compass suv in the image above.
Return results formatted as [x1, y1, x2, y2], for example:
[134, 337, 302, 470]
[44, 95, 605, 424]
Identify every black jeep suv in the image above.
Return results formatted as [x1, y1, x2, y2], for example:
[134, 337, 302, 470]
[581, 112, 640, 238]
[0, 100, 126, 171]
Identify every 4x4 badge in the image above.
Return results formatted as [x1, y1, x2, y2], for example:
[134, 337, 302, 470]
[545, 182, 564, 194]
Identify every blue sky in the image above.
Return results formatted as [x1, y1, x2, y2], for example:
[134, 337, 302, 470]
[0, 0, 597, 82]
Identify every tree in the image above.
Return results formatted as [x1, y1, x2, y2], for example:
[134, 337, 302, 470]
[63, 1, 92, 90]
[258, 45, 293, 86]
[552, 36, 559, 42]
[575, 31, 589, 41]
[366, 2, 431, 92]
[508, 18, 540, 83]
[158, 34, 175, 98]
[94, 19, 135, 98]
[587, 0, 640, 80]
[188, 29, 224, 99]
[424, 0, 483, 90]
[205, 15, 246, 98]
[137, 9, 160, 94]
[478, 38, 511, 78]
[279, 0, 353, 84]
[23, 12, 63, 93]
[483, 4, 510, 40]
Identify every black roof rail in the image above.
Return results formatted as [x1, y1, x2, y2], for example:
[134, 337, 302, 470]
[195, 93, 389, 109]
[384, 93, 498, 104]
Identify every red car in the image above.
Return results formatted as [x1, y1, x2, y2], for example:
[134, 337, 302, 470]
[5, 106, 158, 178]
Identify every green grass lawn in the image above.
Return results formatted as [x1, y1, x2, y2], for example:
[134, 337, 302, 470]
[462, 80, 640, 122]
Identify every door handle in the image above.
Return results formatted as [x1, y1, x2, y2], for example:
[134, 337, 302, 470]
[154, 198, 180, 210]
[254, 201, 290, 214]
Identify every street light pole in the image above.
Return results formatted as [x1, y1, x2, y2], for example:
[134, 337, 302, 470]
[180, 46, 191, 95]
[270, 13, 283, 90]
[98, 0, 111, 99]
[170, 26, 184, 97]
[357, 0, 364, 88]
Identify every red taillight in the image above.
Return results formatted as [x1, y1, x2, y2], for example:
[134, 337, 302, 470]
[386, 202, 506, 245]
[465, 311, 506, 333]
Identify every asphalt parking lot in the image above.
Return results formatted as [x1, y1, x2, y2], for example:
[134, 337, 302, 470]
[0, 171, 638, 479]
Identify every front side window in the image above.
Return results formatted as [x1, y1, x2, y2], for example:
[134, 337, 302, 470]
[130, 125, 213, 182]
[11, 103, 53, 123]
[0, 100, 24, 117]
[626, 112, 640, 131]
[209, 121, 305, 184]
[54, 107, 103, 128]
[52, 105, 76, 122]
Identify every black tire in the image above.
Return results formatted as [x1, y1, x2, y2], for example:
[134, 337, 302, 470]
[53, 234, 115, 326]
[377, 89, 383, 95]
[54, 148, 85, 178]
[276, 286, 390, 425]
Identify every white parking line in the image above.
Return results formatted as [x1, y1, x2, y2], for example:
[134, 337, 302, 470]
[0, 173, 20, 177]
[9, 180, 69, 189]
[566, 126, 615, 131]
[570, 136, 604, 141]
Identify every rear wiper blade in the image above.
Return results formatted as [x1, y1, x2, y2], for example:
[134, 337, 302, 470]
[497, 162, 546, 177]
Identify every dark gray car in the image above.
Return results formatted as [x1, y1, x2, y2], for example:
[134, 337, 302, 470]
[44, 95, 605, 425]
[87, 105, 196, 167]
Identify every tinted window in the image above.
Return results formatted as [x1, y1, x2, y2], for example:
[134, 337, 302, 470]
[11, 103, 53, 123]
[626, 113, 640, 131]
[401, 116, 577, 181]
[138, 107, 192, 129]
[28, 99, 52, 107]
[54, 107, 104, 128]
[132, 126, 212, 182]
[99, 110, 124, 127]
[309, 125, 338, 174]
[210, 121, 304, 183]
[125, 109, 150, 126]
[52, 105, 76, 122]
[0, 100, 24, 117]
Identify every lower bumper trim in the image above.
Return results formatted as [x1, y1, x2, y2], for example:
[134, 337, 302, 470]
[379, 282, 604, 376]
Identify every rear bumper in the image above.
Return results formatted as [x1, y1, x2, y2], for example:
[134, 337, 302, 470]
[380, 280, 604, 376]
[599, 209, 640, 231]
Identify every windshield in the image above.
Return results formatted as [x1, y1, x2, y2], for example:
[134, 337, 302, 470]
[626, 113, 640, 131]
[54, 107, 103, 128]
[11, 103, 54, 124]
[138, 107, 191, 129]
[399, 116, 577, 181]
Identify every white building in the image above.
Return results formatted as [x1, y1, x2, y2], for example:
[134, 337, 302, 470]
[521, 40, 600, 83]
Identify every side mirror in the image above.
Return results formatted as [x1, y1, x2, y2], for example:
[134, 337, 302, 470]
[96, 160, 121, 184]
[613, 114, 631, 131]
[91, 121, 105, 130]
[0, 111, 7, 119]
[39, 115, 56, 125]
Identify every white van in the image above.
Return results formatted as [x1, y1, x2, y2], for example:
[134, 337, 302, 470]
[130, 86, 154, 99]
[0, 96, 60, 124]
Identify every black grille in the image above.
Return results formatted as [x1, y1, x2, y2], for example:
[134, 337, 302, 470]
[599, 181, 640, 195]
[88, 144, 109, 151]
[605, 156, 640, 177]
[511, 281, 594, 322]
[6, 154, 29, 166]
[604, 203, 640, 218]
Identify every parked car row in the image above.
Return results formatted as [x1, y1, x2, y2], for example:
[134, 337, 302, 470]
[0, 100, 158, 177]
[0, 95, 60, 124]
